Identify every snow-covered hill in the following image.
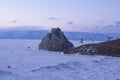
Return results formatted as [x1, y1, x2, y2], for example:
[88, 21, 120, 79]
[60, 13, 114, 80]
[0, 39, 120, 80]
[0, 30, 120, 41]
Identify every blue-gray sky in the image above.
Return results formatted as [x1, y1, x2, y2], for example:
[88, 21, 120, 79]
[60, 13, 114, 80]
[0, 0, 120, 33]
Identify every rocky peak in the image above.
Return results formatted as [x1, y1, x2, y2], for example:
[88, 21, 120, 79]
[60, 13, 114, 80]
[50, 28, 68, 41]
[39, 28, 74, 51]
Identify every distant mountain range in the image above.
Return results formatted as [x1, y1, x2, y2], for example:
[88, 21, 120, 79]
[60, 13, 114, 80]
[0, 30, 120, 41]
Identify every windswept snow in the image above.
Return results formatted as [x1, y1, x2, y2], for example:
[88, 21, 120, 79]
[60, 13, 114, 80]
[0, 39, 120, 80]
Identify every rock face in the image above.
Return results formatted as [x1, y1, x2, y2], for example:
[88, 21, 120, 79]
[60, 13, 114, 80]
[64, 39, 120, 57]
[39, 28, 74, 51]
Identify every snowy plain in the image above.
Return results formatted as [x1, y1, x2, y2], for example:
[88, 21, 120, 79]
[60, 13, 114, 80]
[0, 39, 120, 80]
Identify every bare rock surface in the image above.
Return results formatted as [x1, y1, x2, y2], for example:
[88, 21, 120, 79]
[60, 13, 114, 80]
[39, 28, 73, 51]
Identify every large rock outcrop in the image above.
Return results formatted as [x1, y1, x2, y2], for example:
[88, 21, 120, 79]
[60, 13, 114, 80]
[39, 28, 74, 51]
[64, 39, 120, 57]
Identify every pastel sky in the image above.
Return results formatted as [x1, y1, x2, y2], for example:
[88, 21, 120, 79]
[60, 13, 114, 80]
[0, 0, 120, 33]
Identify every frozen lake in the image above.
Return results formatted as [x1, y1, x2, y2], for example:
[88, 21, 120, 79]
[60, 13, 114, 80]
[0, 39, 120, 80]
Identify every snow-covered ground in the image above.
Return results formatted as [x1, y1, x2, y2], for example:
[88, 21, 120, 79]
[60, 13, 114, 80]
[0, 39, 120, 80]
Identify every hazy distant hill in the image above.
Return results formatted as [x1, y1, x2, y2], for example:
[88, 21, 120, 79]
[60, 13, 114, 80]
[0, 30, 48, 39]
[0, 30, 120, 41]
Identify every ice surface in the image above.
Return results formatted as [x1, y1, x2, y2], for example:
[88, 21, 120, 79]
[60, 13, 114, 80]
[0, 39, 120, 80]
